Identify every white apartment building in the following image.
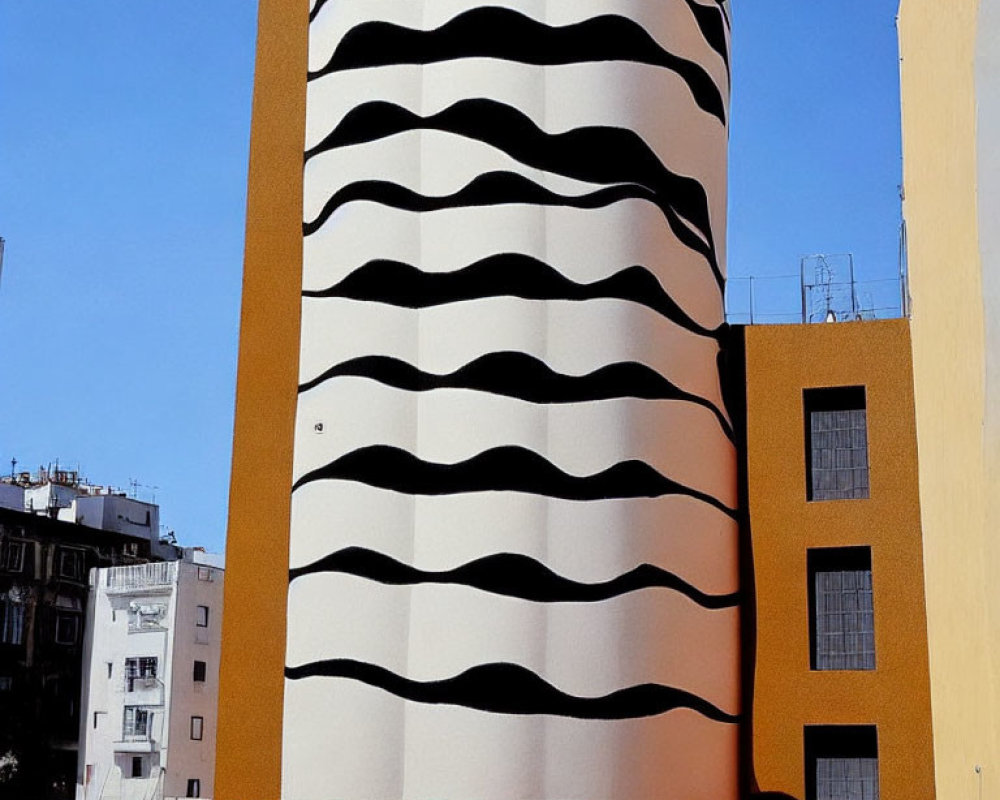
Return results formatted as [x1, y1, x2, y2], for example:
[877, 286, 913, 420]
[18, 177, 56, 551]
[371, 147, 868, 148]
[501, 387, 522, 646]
[76, 550, 224, 800]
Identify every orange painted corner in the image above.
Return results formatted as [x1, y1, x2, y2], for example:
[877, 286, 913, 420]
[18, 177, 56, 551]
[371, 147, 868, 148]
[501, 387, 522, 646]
[744, 320, 936, 800]
[214, 1, 308, 798]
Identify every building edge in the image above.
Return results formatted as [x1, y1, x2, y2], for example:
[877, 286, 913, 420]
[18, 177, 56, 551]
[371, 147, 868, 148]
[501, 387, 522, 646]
[214, 0, 307, 798]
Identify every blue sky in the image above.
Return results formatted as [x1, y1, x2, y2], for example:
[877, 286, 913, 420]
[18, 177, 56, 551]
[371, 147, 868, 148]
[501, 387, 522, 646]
[0, 1, 903, 553]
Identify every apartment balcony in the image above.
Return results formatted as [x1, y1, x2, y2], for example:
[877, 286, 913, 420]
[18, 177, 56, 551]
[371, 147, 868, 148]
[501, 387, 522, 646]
[123, 677, 165, 706]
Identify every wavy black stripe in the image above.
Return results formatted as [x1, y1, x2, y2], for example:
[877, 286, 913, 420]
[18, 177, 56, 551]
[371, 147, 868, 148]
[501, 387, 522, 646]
[304, 171, 660, 234]
[302, 256, 721, 341]
[683, 0, 730, 75]
[285, 659, 738, 722]
[303, 99, 721, 288]
[298, 352, 734, 442]
[308, 8, 725, 124]
[309, 0, 328, 24]
[291, 445, 737, 518]
[289, 547, 741, 608]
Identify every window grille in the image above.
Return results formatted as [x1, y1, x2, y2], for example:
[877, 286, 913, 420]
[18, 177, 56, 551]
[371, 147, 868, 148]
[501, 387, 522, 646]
[810, 409, 869, 499]
[816, 758, 879, 800]
[193, 660, 207, 682]
[815, 569, 875, 670]
[805, 725, 878, 800]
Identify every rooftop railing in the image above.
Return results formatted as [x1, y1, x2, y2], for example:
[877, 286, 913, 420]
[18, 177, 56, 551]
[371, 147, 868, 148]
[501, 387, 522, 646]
[725, 254, 910, 326]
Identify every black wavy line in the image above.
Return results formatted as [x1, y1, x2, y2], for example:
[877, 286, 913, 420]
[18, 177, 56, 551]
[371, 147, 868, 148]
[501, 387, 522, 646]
[298, 352, 734, 442]
[683, 0, 730, 75]
[302, 255, 721, 341]
[308, 8, 725, 124]
[309, 0, 328, 24]
[291, 446, 737, 518]
[288, 547, 740, 609]
[285, 659, 739, 722]
[304, 171, 658, 233]
[303, 99, 721, 288]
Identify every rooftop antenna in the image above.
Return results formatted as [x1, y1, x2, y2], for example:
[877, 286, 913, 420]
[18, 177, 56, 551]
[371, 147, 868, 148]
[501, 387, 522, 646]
[0, 237, 5, 290]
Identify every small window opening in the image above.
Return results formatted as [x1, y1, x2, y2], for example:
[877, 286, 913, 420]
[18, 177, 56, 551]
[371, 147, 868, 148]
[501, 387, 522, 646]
[805, 725, 879, 800]
[804, 386, 869, 501]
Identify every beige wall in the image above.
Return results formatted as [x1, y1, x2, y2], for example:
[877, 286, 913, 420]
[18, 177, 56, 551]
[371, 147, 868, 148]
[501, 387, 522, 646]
[899, 1, 1000, 797]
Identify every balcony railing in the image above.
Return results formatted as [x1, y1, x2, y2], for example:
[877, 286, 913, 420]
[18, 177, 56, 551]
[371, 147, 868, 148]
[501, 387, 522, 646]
[106, 561, 176, 592]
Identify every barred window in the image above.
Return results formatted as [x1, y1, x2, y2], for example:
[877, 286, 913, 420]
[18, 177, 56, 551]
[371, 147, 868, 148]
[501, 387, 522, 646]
[809, 548, 875, 670]
[806, 726, 879, 800]
[805, 386, 869, 501]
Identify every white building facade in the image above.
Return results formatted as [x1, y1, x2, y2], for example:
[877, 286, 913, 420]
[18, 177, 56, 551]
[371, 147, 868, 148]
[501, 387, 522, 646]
[76, 552, 223, 800]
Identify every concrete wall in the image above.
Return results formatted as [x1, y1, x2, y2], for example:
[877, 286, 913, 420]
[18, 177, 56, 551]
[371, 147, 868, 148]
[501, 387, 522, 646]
[744, 319, 935, 799]
[217, 0, 739, 798]
[898, 1, 1000, 796]
[0, 483, 24, 511]
[163, 562, 223, 800]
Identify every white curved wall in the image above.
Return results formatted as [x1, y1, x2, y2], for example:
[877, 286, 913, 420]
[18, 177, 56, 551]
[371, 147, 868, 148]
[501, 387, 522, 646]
[283, 1, 737, 797]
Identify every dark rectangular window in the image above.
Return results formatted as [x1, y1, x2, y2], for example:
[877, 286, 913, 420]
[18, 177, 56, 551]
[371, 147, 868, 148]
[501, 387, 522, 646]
[190, 716, 204, 740]
[804, 386, 869, 501]
[0, 541, 25, 572]
[196, 605, 209, 627]
[54, 614, 80, 645]
[186, 778, 201, 797]
[131, 756, 143, 779]
[0, 593, 25, 645]
[57, 548, 85, 580]
[805, 725, 879, 800]
[193, 660, 206, 682]
[808, 547, 875, 670]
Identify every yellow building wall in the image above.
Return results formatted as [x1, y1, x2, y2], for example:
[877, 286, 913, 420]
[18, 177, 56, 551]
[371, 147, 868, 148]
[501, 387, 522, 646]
[214, 1, 307, 798]
[899, 2, 1000, 798]
[745, 320, 935, 799]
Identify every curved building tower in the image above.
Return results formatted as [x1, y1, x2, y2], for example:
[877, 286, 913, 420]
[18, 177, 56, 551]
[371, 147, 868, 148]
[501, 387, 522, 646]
[217, 1, 738, 798]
